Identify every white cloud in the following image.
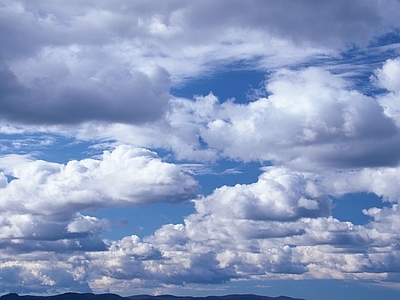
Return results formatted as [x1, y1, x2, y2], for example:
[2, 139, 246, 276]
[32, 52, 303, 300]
[0, 145, 198, 213]
[376, 58, 400, 127]
[93, 65, 399, 168]
[374, 58, 400, 93]
[198, 67, 399, 168]
[194, 167, 330, 221]
[67, 214, 110, 235]
[77, 167, 399, 292]
[0, 145, 197, 252]
[320, 167, 400, 203]
[1, 165, 400, 292]
[63, 60, 400, 173]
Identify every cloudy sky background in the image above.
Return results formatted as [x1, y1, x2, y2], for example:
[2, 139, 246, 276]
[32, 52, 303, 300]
[1, 1, 400, 299]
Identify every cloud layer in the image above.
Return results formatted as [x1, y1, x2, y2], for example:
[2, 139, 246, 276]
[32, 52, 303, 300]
[2, 0, 399, 125]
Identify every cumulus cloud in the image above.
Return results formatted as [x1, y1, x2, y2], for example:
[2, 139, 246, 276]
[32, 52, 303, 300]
[83, 167, 400, 292]
[376, 58, 400, 127]
[0, 145, 198, 212]
[2, 124, 400, 292]
[93, 64, 400, 168]
[198, 67, 400, 168]
[0, 145, 198, 252]
[194, 167, 331, 221]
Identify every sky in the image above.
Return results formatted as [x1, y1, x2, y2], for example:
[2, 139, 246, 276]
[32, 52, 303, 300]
[1, 1, 400, 299]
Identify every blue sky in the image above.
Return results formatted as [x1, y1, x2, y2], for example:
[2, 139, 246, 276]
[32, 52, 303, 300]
[1, 1, 400, 299]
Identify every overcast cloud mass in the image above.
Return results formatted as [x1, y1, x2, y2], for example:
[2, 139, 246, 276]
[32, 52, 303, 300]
[1, 1, 400, 299]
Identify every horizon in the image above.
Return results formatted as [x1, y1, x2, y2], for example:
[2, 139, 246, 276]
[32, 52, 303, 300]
[1, 1, 400, 300]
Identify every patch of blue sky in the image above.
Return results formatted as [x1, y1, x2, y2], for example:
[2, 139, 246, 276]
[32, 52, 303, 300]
[331, 192, 391, 225]
[369, 28, 400, 48]
[89, 202, 196, 240]
[0, 133, 50, 155]
[171, 67, 267, 104]
[195, 160, 265, 196]
[331, 48, 399, 95]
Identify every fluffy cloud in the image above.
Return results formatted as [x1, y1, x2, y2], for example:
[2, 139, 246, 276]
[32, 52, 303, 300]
[1, 156, 400, 292]
[0, 145, 198, 251]
[376, 58, 400, 127]
[84, 167, 400, 292]
[0, 145, 198, 212]
[199, 67, 400, 168]
[194, 167, 330, 221]
[93, 63, 400, 168]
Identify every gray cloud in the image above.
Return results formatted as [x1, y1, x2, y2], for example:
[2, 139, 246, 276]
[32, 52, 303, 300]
[2, 0, 399, 126]
[2, 0, 393, 58]
[182, 0, 393, 46]
[0, 60, 170, 124]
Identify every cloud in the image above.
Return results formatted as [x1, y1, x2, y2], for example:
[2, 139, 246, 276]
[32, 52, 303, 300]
[181, 0, 397, 46]
[82, 167, 400, 292]
[66, 59, 400, 173]
[0, 145, 198, 252]
[2, 0, 399, 126]
[0, 252, 92, 294]
[93, 64, 399, 168]
[198, 67, 400, 168]
[143, 167, 400, 280]
[1, 166, 400, 292]
[194, 167, 331, 221]
[0, 145, 198, 212]
[2, 0, 397, 58]
[0, 57, 171, 124]
[0, 1, 314, 127]
[376, 58, 400, 127]
[4, 0, 398, 127]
